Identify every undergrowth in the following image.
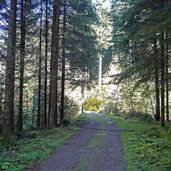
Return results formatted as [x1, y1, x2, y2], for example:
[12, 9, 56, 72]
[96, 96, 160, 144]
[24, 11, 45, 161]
[73, 113, 89, 125]
[108, 115, 171, 171]
[93, 115, 106, 126]
[0, 127, 78, 171]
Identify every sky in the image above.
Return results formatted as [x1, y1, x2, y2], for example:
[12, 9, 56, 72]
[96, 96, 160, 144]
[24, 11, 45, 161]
[91, 0, 112, 10]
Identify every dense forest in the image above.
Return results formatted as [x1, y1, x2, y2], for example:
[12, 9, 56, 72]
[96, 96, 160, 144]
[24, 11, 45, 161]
[0, 0, 171, 135]
[0, 0, 99, 136]
[0, 0, 171, 170]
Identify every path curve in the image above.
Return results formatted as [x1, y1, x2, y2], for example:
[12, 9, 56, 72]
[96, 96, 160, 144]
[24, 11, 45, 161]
[30, 112, 127, 171]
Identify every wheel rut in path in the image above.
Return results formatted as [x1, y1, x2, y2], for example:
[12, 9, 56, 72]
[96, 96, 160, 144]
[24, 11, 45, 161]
[30, 112, 127, 171]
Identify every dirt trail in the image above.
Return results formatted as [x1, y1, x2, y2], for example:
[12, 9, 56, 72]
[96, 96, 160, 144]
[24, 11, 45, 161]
[30, 112, 127, 171]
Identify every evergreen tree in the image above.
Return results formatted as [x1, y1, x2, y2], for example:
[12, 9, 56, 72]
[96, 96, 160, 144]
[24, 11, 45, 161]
[49, 0, 60, 128]
[3, 0, 17, 135]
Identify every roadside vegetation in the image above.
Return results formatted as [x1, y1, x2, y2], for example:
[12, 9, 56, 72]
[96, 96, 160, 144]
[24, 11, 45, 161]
[108, 114, 171, 171]
[0, 113, 88, 171]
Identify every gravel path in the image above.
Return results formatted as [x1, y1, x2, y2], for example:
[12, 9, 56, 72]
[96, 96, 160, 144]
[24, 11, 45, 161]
[30, 112, 127, 171]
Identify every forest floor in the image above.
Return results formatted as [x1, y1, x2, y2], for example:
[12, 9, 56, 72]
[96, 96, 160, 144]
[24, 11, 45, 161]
[30, 112, 127, 171]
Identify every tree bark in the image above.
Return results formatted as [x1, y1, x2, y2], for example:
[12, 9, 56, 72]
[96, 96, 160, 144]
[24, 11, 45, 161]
[18, 0, 26, 131]
[60, 0, 67, 124]
[165, 30, 169, 121]
[154, 37, 160, 121]
[98, 55, 102, 96]
[37, 0, 43, 127]
[49, 0, 60, 128]
[127, 78, 134, 111]
[3, 0, 17, 135]
[31, 87, 36, 128]
[43, 0, 49, 128]
[160, 0, 165, 127]
[0, 84, 2, 126]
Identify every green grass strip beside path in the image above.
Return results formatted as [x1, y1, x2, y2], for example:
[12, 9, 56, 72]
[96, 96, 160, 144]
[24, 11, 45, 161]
[108, 115, 171, 171]
[0, 113, 90, 171]
[0, 127, 78, 171]
[73, 113, 89, 125]
[75, 132, 106, 171]
[93, 115, 106, 126]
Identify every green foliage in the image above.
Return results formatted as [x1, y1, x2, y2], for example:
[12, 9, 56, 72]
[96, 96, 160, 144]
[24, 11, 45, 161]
[84, 98, 104, 111]
[73, 113, 89, 125]
[63, 96, 80, 120]
[0, 127, 77, 171]
[123, 111, 154, 123]
[68, 0, 99, 85]
[103, 101, 120, 115]
[108, 115, 171, 171]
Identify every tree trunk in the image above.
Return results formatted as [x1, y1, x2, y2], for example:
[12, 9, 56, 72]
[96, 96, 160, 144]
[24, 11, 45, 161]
[160, 0, 165, 127]
[0, 84, 2, 126]
[43, 0, 49, 128]
[60, 0, 66, 124]
[154, 37, 160, 121]
[3, 0, 17, 135]
[165, 30, 169, 121]
[18, 0, 26, 131]
[49, 0, 60, 128]
[31, 87, 36, 128]
[37, 0, 43, 127]
[127, 78, 134, 111]
[98, 55, 102, 96]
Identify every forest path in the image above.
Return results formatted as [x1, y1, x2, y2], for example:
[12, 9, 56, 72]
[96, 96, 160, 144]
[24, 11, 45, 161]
[30, 112, 127, 171]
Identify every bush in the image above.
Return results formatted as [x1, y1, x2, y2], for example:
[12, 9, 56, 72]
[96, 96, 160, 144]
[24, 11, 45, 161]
[83, 98, 104, 112]
[61, 96, 79, 120]
[103, 101, 120, 116]
[124, 110, 154, 122]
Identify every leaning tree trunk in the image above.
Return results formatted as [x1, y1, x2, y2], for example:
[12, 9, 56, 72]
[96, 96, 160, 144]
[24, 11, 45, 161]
[49, 0, 60, 128]
[60, 0, 67, 124]
[18, 0, 26, 131]
[3, 0, 17, 135]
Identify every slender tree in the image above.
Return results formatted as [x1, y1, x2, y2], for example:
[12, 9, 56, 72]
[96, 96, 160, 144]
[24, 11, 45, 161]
[154, 36, 160, 121]
[3, 0, 17, 135]
[165, 30, 169, 121]
[60, 0, 67, 124]
[43, 0, 49, 127]
[37, 0, 43, 127]
[18, 0, 26, 131]
[160, 0, 165, 127]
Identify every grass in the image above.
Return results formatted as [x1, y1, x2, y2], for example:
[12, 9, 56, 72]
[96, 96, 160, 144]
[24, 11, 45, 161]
[0, 127, 78, 171]
[93, 115, 106, 126]
[75, 132, 106, 171]
[73, 113, 89, 125]
[108, 115, 171, 171]
[0, 113, 90, 171]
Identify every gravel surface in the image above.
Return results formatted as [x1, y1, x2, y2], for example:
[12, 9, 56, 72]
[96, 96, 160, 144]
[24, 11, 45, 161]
[30, 112, 127, 171]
